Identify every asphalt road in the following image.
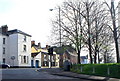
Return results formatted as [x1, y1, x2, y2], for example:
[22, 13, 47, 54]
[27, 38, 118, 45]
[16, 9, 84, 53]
[1, 68, 92, 81]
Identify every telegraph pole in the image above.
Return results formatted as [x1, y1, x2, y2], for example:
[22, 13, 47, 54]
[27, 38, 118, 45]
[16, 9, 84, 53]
[59, 7, 61, 47]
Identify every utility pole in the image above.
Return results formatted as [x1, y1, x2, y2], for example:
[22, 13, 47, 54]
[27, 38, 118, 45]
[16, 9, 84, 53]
[48, 46, 53, 68]
[49, 7, 61, 47]
[59, 7, 61, 47]
[49, 6, 62, 67]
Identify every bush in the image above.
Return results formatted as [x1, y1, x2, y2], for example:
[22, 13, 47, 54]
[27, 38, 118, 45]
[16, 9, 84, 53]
[71, 63, 120, 78]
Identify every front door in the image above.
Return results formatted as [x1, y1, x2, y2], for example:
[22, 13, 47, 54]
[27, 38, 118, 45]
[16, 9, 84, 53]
[31, 60, 34, 68]
[35, 60, 39, 68]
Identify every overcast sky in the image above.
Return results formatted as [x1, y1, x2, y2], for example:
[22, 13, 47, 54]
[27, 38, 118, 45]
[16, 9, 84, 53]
[0, 0, 120, 47]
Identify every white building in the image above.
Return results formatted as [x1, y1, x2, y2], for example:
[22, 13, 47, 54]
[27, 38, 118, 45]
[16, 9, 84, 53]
[0, 25, 31, 67]
[31, 42, 59, 68]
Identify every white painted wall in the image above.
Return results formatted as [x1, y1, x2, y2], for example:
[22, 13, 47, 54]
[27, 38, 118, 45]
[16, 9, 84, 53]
[17, 33, 31, 67]
[3, 35, 9, 64]
[0, 34, 2, 63]
[8, 33, 31, 67]
[0, 28, 31, 67]
[0, 34, 9, 64]
[8, 34, 18, 66]
[33, 53, 41, 67]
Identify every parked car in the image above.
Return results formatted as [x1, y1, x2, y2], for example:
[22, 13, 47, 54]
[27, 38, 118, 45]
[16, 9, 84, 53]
[0, 63, 10, 68]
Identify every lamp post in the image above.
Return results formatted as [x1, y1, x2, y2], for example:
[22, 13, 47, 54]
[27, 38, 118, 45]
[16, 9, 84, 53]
[50, 7, 61, 47]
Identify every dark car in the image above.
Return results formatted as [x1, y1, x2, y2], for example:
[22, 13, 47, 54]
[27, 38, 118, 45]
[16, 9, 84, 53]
[0, 63, 10, 68]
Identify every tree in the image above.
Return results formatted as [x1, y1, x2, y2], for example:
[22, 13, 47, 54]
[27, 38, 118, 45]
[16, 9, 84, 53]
[104, 0, 120, 63]
[50, 0, 116, 64]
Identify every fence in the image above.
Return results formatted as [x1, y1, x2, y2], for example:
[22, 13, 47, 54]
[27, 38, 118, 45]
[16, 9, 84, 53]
[71, 63, 120, 78]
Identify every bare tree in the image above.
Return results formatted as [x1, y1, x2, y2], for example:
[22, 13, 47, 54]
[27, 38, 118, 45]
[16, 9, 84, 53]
[104, 0, 120, 63]
[50, 0, 116, 64]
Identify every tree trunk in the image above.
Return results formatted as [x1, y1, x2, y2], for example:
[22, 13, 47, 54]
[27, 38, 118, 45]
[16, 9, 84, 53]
[98, 48, 100, 64]
[111, 1, 120, 63]
[94, 49, 97, 64]
[78, 49, 81, 64]
[104, 50, 108, 63]
[86, 2, 93, 64]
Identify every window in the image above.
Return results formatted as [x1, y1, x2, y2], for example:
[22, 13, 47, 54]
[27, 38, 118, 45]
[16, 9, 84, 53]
[44, 55, 47, 61]
[24, 36, 26, 42]
[21, 55, 29, 64]
[24, 56, 26, 63]
[3, 38, 5, 44]
[3, 58, 5, 63]
[23, 45, 26, 51]
[3, 47, 5, 54]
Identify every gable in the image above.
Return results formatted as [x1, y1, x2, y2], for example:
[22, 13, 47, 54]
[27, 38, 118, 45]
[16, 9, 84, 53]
[31, 46, 40, 53]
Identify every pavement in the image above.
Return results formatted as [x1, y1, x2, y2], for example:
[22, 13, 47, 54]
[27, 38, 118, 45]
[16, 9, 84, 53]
[37, 68, 120, 81]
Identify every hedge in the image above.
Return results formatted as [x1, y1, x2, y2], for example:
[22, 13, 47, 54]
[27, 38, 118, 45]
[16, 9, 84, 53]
[71, 63, 120, 78]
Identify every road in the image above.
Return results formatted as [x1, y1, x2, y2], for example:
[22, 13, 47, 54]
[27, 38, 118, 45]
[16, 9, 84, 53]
[1, 68, 92, 81]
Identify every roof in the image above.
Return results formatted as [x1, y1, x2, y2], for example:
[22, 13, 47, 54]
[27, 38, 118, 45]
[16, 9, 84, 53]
[0, 25, 31, 37]
[8, 29, 32, 37]
[31, 45, 57, 55]
[54, 45, 76, 55]
[81, 56, 87, 59]
[31, 47, 41, 53]
[31, 46, 41, 57]
[0, 32, 9, 36]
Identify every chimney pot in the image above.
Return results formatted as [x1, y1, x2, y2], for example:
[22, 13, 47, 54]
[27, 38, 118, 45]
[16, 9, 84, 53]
[31, 41, 35, 46]
[38, 42, 41, 48]
[1, 25, 8, 34]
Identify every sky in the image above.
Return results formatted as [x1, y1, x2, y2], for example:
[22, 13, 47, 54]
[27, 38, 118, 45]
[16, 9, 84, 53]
[0, 0, 64, 47]
[0, 0, 120, 47]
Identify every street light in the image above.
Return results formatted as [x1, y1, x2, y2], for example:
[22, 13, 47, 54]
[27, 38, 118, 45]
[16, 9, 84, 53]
[49, 7, 61, 47]
[49, 7, 63, 68]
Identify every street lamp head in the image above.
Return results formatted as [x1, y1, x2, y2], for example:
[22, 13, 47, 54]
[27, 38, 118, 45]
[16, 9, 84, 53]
[49, 9, 53, 11]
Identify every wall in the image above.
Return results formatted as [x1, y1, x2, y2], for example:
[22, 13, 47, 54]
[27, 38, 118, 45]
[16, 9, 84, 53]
[8, 34, 18, 66]
[33, 52, 41, 67]
[17, 33, 31, 67]
[8, 33, 31, 67]
[0, 34, 9, 64]
[0, 34, 2, 63]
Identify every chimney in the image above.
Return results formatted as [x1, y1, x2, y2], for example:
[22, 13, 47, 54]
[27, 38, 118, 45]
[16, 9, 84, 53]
[46, 45, 50, 49]
[38, 42, 41, 48]
[1, 25, 8, 34]
[31, 40, 35, 46]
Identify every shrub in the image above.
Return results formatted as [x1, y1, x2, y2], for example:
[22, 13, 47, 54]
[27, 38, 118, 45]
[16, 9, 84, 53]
[71, 63, 120, 78]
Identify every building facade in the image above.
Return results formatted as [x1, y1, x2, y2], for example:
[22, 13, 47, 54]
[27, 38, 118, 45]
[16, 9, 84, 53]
[0, 25, 31, 67]
[31, 41, 59, 68]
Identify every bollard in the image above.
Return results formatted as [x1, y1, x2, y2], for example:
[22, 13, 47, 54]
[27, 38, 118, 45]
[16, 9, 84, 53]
[92, 66, 95, 73]
[80, 66, 83, 72]
[107, 67, 110, 75]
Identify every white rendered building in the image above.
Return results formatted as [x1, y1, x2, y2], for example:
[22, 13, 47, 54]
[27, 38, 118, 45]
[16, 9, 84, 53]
[0, 25, 31, 67]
